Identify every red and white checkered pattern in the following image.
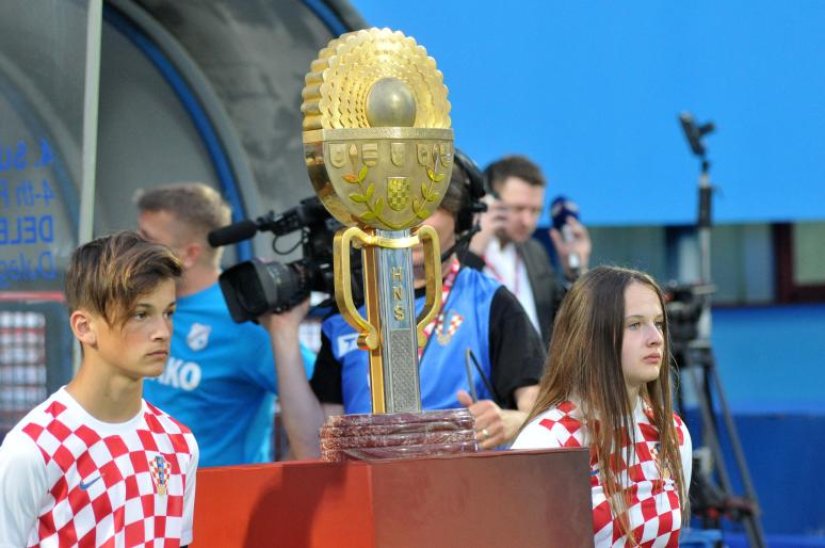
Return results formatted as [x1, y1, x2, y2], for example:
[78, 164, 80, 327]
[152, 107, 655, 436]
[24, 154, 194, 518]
[15, 389, 197, 547]
[514, 398, 690, 547]
[420, 259, 462, 356]
[434, 311, 464, 344]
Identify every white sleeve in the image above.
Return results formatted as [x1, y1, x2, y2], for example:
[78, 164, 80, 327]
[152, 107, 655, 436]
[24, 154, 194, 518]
[0, 431, 48, 548]
[181, 435, 199, 546]
[510, 416, 563, 450]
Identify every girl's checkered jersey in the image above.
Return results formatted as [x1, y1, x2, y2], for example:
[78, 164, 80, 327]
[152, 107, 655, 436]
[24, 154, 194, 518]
[513, 397, 692, 547]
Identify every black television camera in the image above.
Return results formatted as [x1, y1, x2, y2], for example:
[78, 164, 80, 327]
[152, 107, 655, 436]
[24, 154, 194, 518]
[210, 196, 358, 323]
[663, 281, 715, 360]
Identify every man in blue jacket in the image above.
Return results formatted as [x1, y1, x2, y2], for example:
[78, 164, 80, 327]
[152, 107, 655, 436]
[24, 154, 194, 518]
[136, 182, 314, 465]
[262, 158, 545, 459]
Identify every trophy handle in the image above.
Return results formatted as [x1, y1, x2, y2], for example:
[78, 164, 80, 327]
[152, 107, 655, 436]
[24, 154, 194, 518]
[413, 224, 443, 347]
[334, 226, 380, 350]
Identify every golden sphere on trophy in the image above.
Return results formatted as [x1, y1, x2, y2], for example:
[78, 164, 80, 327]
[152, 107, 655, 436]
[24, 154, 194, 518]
[366, 77, 417, 128]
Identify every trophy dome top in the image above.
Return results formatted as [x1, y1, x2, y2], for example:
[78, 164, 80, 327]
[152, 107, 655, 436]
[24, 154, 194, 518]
[302, 28, 450, 131]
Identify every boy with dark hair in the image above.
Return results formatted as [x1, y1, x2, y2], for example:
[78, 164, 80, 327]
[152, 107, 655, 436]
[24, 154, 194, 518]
[0, 231, 199, 547]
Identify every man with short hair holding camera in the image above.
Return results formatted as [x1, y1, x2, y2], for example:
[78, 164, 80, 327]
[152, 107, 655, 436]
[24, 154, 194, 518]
[466, 155, 592, 346]
[262, 157, 546, 459]
[136, 182, 314, 466]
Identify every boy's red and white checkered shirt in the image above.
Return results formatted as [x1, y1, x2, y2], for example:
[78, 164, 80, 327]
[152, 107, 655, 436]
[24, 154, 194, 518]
[512, 397, 692, 548]
[0, 387, 198, 547]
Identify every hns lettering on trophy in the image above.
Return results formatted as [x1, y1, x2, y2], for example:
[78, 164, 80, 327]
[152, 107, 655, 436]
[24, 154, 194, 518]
[392, 266, 405, 321]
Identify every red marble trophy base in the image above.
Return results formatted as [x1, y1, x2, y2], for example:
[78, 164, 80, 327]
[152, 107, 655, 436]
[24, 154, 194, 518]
[320, 409, 478, 462]
[193, 448, 594, 547]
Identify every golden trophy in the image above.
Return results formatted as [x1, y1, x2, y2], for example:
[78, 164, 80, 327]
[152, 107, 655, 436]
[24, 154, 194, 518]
[303, 28, 477, 460]
[303, 28, 453, 414]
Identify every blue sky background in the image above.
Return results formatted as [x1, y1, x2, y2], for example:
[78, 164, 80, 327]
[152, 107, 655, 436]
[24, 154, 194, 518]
[351, 1, 825, 226]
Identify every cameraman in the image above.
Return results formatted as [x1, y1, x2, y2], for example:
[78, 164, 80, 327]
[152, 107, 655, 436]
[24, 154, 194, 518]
[262, 158, 546, 459]
[136, 183, 315, 466]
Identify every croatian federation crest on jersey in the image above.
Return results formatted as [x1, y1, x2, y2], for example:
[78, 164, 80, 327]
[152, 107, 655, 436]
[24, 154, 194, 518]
[436, 310, 464, 346]
[149, 454, 169, 496]
[187, 323, 211, 351]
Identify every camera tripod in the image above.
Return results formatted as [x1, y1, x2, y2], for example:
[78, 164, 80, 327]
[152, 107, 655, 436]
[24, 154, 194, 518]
[671, 335, 765, 547]
[674, 114, 766, 547]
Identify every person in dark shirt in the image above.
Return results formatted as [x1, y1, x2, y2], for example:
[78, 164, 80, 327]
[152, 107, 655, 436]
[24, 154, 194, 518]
[262, 154, 546, 459]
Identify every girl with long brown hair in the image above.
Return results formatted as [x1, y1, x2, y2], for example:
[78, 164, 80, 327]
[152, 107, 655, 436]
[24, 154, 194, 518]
[512, 266, 692, 547]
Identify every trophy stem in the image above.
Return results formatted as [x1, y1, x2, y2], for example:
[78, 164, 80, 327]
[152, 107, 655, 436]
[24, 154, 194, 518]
[334, 224, 443, 415]
[360, 245, 386, 413]
[370, 228, 421, 413]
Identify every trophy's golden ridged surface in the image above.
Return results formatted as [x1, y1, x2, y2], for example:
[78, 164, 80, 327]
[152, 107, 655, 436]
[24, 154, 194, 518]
[301, 28, 451, 130]
[302, 28, 454, 231]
